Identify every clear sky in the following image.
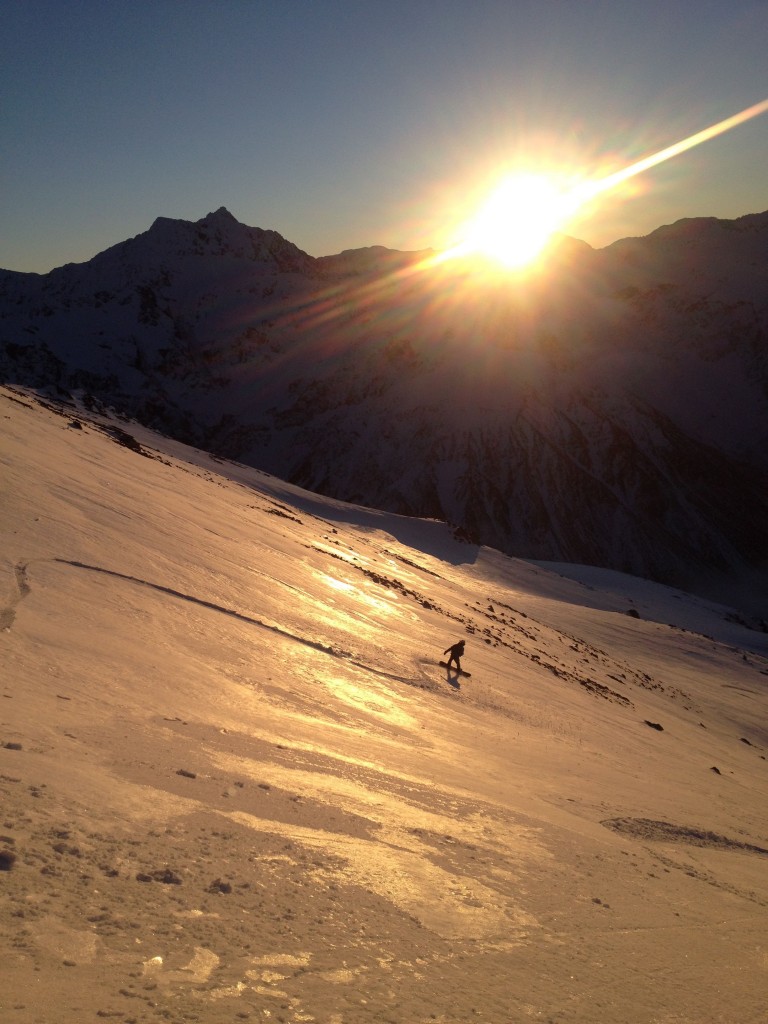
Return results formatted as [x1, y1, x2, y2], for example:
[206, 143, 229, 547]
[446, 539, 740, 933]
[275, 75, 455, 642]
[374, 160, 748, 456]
[3, 0, 768, 273]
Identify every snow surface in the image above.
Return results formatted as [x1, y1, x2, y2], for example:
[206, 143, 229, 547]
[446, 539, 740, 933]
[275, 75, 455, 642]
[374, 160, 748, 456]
[1, 385, 767, 1023]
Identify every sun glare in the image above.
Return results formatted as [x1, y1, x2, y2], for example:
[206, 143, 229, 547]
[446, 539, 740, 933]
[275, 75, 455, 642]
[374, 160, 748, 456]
[457, 172, 583, 269]
[443, 96, 768, 274]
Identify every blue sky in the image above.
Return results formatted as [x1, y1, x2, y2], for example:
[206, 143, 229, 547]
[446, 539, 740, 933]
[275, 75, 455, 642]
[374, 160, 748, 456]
[3, 0, 768, 272]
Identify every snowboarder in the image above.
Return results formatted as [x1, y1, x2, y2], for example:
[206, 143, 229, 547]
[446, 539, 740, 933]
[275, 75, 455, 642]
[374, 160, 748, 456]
[443, 639, 465, 673]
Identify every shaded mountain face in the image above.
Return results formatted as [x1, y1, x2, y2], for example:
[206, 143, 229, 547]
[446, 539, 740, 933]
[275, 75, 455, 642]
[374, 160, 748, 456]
[2, 207, 768, 604]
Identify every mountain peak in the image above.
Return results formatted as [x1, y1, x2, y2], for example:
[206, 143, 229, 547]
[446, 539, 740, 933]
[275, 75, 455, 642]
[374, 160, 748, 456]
[145, 207, 241, 239]
[201, 206, 239, 227]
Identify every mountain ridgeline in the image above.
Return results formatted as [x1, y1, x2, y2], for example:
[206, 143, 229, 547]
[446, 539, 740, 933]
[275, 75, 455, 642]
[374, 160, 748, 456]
[3, 207, 768, 610]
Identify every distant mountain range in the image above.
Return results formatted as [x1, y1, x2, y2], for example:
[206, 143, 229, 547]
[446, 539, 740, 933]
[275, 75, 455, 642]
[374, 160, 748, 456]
[2, 206, 768, 612]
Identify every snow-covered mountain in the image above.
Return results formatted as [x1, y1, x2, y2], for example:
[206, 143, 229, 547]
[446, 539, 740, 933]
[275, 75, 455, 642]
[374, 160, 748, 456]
[2, 384, 767, 1023]
[2, 207, 768, 611]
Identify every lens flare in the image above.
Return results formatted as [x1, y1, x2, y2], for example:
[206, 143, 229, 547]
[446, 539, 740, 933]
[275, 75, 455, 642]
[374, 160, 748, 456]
[583, 96, 768, 202]
[447, 96, 768, 271]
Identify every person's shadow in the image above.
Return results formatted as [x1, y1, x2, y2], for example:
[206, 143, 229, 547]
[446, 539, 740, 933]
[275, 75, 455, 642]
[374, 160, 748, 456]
[445, 666, 461, 689]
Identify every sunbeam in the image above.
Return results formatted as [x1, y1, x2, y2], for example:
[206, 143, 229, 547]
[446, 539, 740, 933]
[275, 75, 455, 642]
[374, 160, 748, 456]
[447, 96, 768, 271]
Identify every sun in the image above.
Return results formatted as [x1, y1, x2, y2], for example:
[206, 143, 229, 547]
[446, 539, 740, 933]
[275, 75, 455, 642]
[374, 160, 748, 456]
[426, 97, 768, 276]
[457, 172, 584, 269]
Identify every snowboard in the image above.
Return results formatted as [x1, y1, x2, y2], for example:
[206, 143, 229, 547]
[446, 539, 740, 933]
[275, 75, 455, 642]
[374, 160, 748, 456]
[439, 661, 471, 677]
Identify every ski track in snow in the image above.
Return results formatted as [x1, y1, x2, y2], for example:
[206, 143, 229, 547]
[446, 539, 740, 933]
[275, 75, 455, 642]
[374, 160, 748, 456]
[2, 552, 717, 711]
[4, 557, 353, 661]
[4, 557, 423, 688]
[0, 561, 31, 631]
[3, 556, 645, 706]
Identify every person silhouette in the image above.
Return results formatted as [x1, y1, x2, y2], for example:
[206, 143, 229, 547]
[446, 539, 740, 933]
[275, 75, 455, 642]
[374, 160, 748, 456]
[443, 639, 465, 673]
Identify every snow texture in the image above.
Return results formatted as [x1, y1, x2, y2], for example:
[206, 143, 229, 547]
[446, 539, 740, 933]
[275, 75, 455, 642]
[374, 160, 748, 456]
[1, 385, 767, 1023]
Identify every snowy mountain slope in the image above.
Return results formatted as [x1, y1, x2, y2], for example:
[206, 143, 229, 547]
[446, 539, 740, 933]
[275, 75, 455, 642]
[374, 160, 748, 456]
[1, 384, 767, 1023]
[2, 209, 768, 610]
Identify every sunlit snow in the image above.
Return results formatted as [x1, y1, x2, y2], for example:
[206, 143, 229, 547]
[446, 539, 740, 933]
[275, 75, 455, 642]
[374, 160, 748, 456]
[1, 385, 767, 1023]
